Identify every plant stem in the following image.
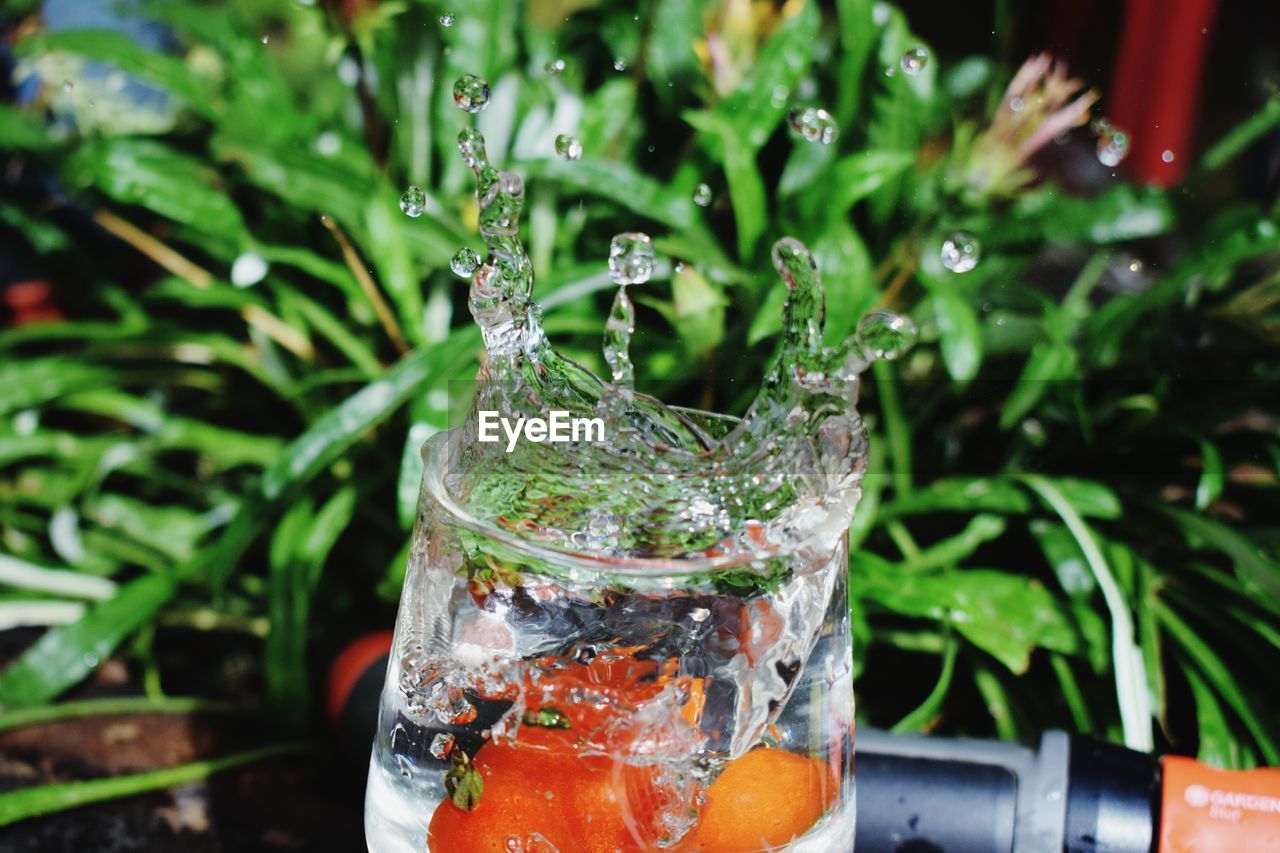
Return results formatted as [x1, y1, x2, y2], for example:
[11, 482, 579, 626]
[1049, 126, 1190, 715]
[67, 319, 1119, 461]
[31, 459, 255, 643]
[891, 633, 957, 733]
[0, 696, 242, 734]
[321, 215, 411, 354]
[873, 361, 913, 497]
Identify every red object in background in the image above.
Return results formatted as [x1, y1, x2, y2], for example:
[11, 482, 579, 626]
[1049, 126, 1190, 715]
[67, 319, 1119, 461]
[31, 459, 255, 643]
[2, 280, 63, 326]
[327, 630, 394, 728]
[1109, 0, 1219, 186]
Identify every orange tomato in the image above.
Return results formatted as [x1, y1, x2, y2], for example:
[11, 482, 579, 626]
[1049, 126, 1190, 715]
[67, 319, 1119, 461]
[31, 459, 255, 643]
[674, 748, 836, 852]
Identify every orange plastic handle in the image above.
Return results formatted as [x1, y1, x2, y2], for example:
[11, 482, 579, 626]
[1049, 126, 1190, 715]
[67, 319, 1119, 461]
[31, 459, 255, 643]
[1160, 755, 1280, 852]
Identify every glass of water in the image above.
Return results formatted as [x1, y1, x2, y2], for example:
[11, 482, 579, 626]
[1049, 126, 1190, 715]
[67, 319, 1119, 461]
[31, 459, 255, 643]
[365, 425, 856, 852]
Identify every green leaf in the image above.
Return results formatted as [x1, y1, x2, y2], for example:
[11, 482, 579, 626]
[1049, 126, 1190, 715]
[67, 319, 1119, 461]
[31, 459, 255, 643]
[1200, 96, 1280, 172]
[1029, 520, 1095, 597]
[684, 112, 766, 260]
[860, 568, 1079, 673]
[999, 185, 1174, 246]
[195, 331, 480, 585]
[715, 0, 820, 149]
[524, 158, 697, 232]
[999, 341, 1076, 429]
[878, 477, 1032, 519]
[0, 106, 56, 151]
[0, 743, 303, 827]
[1159, 601, 1279, 764]
[898, 514, 1006, 573]
[1160, 507, 1280, 603]
[0, 574, 175, 709]
[929, 285, 983, 383]
[65, 138, 247, 244]
[890, 633, 957, 732]
[1183, 665, 1244, 768]
[645, 0, 703, 101]
[0, 359, 119, 417]
[266, 487, 357, 725]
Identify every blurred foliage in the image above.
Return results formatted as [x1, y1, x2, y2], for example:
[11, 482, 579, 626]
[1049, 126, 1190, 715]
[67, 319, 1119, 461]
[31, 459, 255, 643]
[1, 0, 1280, 820]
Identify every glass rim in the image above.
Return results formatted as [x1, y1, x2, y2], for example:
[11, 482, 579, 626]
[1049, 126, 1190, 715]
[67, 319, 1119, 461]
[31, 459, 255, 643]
[419, 415, 847, 576]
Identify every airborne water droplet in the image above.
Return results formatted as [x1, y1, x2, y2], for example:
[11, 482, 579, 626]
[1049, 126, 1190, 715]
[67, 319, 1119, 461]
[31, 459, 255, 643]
[939, 232, 981, 274]
[1161, 149, 1175, 163]
[613, 58, 628, 72]
[554, 134, 582, 160]
[62, 80, 74, 93]
[787, 107, 839, 145]
[429, 733, 456, 759]
[451, 247, 481, 277]
[900, 46, 929, 75]
[400, 185, 426, 218]
[608, 232, 655, 286]
[439, 13, 454, 27]
[1096, 128, 1130, 167]
[692, 183, 713, 207]
[544, 58, 565, 76]
[260, 35, 270, 45]
[855, 311, 918, 361]
[452, 74, 491, 113]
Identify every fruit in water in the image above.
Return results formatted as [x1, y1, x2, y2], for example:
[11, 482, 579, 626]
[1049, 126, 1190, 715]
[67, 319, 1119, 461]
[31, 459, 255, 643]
[428, 739, 834, 851]
[673, 748, 836, 851]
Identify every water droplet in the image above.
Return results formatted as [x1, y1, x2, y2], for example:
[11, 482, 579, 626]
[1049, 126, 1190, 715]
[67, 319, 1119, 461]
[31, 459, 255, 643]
[900, 46, 929, 75]
[1009, 96, 1025, 112]
[429, 733, 456, 759]
[939, 231, 981, 274]
[787, 107, 839, 145]
[604, 285, 637, 387]
[231, 252, 270, 287]
[544, 58, 565, 76]
[451, 247, 481, 277]
[608, 233, 655, 286]
[61, 80, 74, 93]
[1096, 129, 1129, 167]
[260, 35, 270, 45]
[1161, 149, 1175, 163]
[554, 134, 582, 161]
[400, 185, 426, 218]
[856, 311, 918, 361]
[1128, 259, 1143, 273]
[439, 13, 454, 27]
[452, 74, 491, 113]
[692, 183, 714, 207]
[613, 58, 628, 72]
[872, 2, 891, 25]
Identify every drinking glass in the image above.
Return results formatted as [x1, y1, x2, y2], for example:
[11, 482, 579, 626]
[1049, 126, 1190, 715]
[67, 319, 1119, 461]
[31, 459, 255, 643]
[365, 424, 856, 852]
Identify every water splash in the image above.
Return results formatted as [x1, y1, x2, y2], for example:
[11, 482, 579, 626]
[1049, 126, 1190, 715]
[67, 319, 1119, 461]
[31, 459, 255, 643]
[453, 74, 491, 113]
[940, 231, 981, 273]
[420, 123, 917, 560]
[400, 186, 426, 218]
[554, 134, 582, 161]
[692, 183, 713, 207]
[1096, 128, 1130, 167]
[900, 46, 929, 75]
[451, 247, 480, 278]
[544, 59, 565, 76]
[787, 107, 839, 145]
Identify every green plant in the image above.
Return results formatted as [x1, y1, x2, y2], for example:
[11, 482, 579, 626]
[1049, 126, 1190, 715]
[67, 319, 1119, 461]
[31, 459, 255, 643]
[1, 0, 1279, 822]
